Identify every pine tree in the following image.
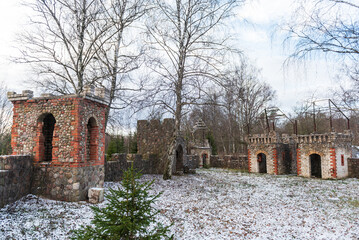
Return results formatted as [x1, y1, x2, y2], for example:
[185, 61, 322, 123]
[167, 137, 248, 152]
[72, 165, 172, 240]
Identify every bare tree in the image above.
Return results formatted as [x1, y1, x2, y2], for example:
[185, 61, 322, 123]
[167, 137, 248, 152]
[283, 0, 359, 72]
[185, 60, 276, 156]
[284, 0, 359, 57]
[16, 0, 151, 128]
[141, 0, 243, 179]
[217, 60, 275, 153]
[16, 0, 110, 94]
[96, 0, 151, 125]
[0, 82, 12, 154]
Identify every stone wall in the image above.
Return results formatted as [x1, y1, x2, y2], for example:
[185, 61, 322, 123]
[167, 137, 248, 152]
[137, 119, 175, 157]
[348, 158, 359, 178]
[210, 155, 248, 170]
[0, 155, 33, 208]
[31, 164, 104, 201]
[105, 154, 162, 181]
[186, 155, 199, 170]
[105, 152, 197, 181]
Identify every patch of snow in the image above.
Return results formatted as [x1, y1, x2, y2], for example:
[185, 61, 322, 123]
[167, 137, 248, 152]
[0, 169, 359, 239]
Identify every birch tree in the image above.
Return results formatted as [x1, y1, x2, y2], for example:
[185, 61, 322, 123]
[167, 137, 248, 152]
[142, 0, 244, 179]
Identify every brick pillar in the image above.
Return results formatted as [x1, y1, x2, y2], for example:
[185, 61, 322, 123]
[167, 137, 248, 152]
[248, 149, 251, 172]
[296, 148, 301, 175]
[330, 148, 337, 178]
[273, 148, 278, 175]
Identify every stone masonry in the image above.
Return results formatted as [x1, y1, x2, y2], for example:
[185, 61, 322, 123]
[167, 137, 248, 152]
[247, 131, 296, 175]
[296, 131, 352, 179]
[248, 130, 353, 179]
[7, 87, 108, 201]
[137, 119, 175, 158]
[189, 119, 212, 167]
[137, 119, 187, 174]
[0, 155, 33, 208]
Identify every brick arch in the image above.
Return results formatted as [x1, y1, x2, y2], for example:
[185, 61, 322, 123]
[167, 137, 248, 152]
[255, 150, 269, 157]
[307, 150, 324, 157]
[256, 152, 268, 173]
[35, 113, 56, 162]
[172, 137, 186, 174]
[86, 117, 99, 162]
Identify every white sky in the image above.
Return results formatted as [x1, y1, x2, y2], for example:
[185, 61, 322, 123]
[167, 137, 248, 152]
[0, 0, 342, 114]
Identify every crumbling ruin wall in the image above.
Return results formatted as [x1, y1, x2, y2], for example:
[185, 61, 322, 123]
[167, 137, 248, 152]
[296, 132, 352, 179]
[348, 158, 359, 178]
[105, 154, 162, 181]
[8, 89, 108, 201]
[137, 119, 174, 157]
[210, 155, 248, 170]
[0, 155, 33, 208]
[186, 155, 199, 170]
[137, 119, 189, 174]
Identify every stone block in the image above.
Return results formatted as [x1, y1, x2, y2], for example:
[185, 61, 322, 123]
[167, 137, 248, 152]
[88, 187, 104, 204]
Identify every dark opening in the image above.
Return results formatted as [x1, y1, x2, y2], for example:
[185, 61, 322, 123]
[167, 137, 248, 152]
[175, 145, 184, 172]
[310, 154, 322, 178]
[202, 153, 208, 166]
[86, 117, 99, 162]
[257, 153, 267, 173]
[42, 114, 56, 162]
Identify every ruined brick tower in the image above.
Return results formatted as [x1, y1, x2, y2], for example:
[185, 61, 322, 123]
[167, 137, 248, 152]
[8, 86, 109, 201]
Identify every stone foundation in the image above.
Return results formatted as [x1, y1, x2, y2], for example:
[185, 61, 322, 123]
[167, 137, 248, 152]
[31, 164, 104, 201]
[0, 155, 33, 208]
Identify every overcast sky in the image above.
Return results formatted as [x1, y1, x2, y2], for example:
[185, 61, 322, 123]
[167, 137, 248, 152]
[0, 0, 341, 114]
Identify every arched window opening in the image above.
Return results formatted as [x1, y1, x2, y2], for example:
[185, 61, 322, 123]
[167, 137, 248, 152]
[175, 145, 184, 172]
[310, 154, 322, 178]
[257, 153, 267, 173]
[86, 117, 99, 162]
[38, 113, 56, 162]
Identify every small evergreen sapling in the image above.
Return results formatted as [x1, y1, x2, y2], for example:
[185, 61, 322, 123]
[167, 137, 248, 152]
[73, 165, 172, 239]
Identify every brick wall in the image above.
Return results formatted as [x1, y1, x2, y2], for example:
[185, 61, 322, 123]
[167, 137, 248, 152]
[0, 155, 33, 209]
[348, 158, 359, 178]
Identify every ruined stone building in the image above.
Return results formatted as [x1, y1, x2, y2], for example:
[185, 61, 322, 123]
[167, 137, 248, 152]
[189, 119, 211, 167]
[3, 87, 108, 203]
[248, 132, 296, 175]
[248, 130, 353, 179]
[136, 118, 187, 175]
[295, 131, 352, 179]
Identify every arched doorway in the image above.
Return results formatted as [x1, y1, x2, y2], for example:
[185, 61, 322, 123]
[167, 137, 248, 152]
[201, 153, 208, 167]
[310, 154, 322, 178]
[86, 117, 99, 162]
[175, 145, 184, 172]
[37, 113, 56, 162]
[257, 153, 267, 173]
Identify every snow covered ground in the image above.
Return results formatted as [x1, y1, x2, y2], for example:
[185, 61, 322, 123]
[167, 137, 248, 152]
[1, 168, 359, 239]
